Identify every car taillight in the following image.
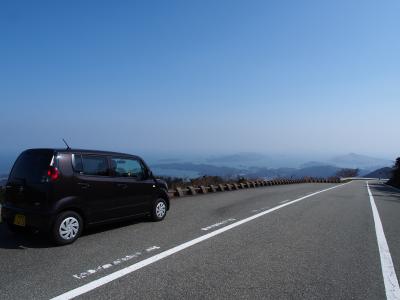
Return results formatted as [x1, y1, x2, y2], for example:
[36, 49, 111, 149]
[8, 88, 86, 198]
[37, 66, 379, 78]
[47, 166, 60, 181]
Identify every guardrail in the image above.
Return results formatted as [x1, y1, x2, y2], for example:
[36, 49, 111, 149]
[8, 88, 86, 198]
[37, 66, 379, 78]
[167, 178, 341, 198]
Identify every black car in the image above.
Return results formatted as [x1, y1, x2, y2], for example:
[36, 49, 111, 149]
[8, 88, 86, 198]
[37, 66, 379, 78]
[1, 148, 169, 245]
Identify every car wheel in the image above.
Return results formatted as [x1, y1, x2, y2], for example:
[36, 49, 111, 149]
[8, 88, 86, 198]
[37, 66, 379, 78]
[52, 211, 83, 245]
[151, 198, 167, 221]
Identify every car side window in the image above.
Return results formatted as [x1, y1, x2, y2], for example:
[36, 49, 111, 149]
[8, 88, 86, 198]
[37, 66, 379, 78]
[81, 155, 110, 176]
[72, 154, 83, 173]
[111, 157, 145, 179]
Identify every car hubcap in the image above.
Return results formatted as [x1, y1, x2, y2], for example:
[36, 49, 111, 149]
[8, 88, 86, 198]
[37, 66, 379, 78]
[155, 202, 166, 218]
[59, 217, 79, 240]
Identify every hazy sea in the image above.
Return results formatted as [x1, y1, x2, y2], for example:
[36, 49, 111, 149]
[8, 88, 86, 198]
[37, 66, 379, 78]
[151, 168, 200, 179]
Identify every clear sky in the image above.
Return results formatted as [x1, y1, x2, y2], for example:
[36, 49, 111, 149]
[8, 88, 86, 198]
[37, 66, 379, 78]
[1, 0, 399, 160]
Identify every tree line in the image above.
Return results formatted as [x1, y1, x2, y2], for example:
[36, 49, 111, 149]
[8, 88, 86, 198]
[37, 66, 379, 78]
[388, 157, 400, 188]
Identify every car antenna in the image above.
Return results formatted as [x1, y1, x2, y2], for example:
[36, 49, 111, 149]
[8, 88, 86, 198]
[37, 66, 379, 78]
[62, 138, 71, 150]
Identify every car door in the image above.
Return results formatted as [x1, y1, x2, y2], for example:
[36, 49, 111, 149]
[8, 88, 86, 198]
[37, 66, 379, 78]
[73, 154, 119, 223]
[110, 156, 155, 216]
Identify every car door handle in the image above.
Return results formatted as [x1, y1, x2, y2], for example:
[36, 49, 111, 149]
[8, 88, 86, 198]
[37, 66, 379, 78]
[117, 183, 128, 189]
[78, 183, 90, 189]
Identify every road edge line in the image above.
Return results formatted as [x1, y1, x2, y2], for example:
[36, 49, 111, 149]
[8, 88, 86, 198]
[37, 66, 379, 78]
[367, 181, 400, 300]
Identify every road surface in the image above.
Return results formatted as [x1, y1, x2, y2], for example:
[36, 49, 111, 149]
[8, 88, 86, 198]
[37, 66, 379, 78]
[0, 180, 399, 299]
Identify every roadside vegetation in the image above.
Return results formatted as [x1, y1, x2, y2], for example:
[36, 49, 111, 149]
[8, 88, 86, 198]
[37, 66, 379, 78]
[335, 168, 359, 178]
[387, 157, 400, 188]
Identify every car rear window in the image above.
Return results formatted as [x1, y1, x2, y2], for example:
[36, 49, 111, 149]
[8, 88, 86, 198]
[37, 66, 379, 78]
[9, 150, 54, 183]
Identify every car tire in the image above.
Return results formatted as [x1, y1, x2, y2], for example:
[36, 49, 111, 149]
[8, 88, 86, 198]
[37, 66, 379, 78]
[52, 211, 83, 245]
[151, 198, 167, 221]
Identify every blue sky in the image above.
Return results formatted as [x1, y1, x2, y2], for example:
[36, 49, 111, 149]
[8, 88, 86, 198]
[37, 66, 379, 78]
[1, 0, 399, 161]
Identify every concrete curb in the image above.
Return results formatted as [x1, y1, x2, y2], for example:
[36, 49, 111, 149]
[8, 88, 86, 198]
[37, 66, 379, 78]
[168, 178, 340, 198]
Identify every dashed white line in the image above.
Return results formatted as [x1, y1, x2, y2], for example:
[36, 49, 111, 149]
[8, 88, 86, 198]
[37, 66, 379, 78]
[51, 182, 350, 300]
[201, 219, 236, 231]
[251, 206, 270, 213]
[72, 246, 161, 280]
[146, 246, 161, 252]
[279, 199, 290, 204]
[367, 182, 400, 300]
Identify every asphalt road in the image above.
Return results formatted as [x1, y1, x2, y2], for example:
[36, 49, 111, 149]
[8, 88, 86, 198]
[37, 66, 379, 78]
[0, 180, 399, 299]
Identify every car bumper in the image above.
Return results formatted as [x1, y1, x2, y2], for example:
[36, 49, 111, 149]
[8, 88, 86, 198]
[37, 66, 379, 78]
[1, 205, 53, 231]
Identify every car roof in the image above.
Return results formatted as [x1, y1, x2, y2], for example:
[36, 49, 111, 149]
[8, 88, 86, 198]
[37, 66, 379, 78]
[25, 148, 141, 158]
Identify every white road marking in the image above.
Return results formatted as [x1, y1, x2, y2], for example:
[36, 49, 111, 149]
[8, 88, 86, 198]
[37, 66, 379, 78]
[201, 218, 236, 231]
[146, 246, 161, 252]
[102, 264, 112, 269]
[251, 206, 270, 213]
[72, 246, 161, 280]
[279, 199, 290, 204]
[367, 182, 400, 300]
[51, 182, 350, 300]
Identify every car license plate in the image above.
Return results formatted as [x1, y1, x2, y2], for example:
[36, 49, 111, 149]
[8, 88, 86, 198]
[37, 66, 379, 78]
[14, 214, 26, 227]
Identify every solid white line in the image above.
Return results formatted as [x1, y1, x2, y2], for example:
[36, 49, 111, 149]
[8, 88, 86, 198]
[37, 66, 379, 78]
[367, 182, 400, 300]
[51, 182, 351, 300]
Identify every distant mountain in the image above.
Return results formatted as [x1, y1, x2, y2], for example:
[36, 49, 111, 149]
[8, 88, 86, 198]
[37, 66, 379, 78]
[293, 166, 341, 178]
[246, 167, 298, 179]
[363, 167, 393, 179]
[206, 153, 307, 169]
[329, 153, 392, 170]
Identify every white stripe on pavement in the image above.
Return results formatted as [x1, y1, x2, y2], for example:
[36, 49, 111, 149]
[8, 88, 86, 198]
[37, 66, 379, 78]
[51, 182, 351, 300]
[367, 182, 400, 300]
